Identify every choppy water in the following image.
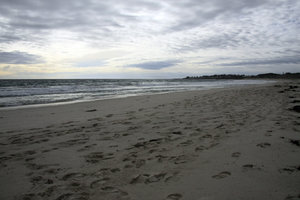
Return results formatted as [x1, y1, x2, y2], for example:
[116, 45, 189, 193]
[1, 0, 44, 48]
[0, 79, 271, 108]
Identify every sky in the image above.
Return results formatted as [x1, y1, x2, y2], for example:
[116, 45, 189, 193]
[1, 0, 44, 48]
[0, 0, 299, 79]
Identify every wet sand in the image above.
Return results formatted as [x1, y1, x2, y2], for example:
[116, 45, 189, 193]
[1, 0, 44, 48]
[0, 81, 299, 200]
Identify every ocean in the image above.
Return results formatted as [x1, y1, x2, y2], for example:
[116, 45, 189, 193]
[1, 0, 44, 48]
[0, 79, 271, 108]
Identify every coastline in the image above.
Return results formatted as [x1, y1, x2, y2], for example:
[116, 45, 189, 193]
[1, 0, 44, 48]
[0, 82, 274, 131]
[0, 80, 299, 200]
[0, 79, 272, 109]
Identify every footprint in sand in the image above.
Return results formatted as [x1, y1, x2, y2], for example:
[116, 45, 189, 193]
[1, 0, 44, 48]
[256, 142, 271, 148]
[231, 152, 241, 158]
[61, 172, 85, 181]
[134, 159, 146, 168]
[30, 176, 44, 185]
[195, 146, 206, 152]
[57, 138, 89, 147]
[289, 139, 300, 147]
[85, 152, 114, 163]
[41, 185, 58, 197]
[124, 164, 134, 169]
[284, 194, 300, 200]
[44, 168, 61, 175]
[86, 109, 97, 112]
[155, 154, 168, 163]
[166, 193, 183, 200]
[145, 172, 167, 184]
[110, 168, 121, 173]
[106, 114, 113, 118]
[279, 166, 300, 174]
[212, 171, 231, 179]
[242, 164, 261, 171]
[172, 131, 182, 135]
[165, 172, 180, 183]
[172, 155, 189, 164]
[290, 105, 300, 113]
[100, 186, 129, 199]
[130, 172, 167, 184]
[130, 174, 146, 184]
[90, 177, 110, 188]
[77, 144, 96, 152]
[291, 100, 300, 104]
[101, 186, 119, 193]
[178, 140, 193, 147]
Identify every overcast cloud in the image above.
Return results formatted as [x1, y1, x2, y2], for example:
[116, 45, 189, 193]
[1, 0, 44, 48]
[0, 51, 43, 64]
[0, 0, 299, 78]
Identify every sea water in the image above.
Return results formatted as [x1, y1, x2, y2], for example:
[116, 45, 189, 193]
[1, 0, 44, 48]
[0, 79, 271, 108]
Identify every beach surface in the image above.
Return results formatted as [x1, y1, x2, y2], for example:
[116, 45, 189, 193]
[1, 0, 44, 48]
[0, 81, 299, 200]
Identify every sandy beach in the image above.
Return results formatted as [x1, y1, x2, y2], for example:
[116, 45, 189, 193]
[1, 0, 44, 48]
[0, 81, 299, 200]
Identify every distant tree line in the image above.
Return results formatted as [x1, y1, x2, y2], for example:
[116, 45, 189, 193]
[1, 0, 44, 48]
[184, 73, 300, 80]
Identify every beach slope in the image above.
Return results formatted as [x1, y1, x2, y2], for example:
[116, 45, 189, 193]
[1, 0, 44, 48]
[0, 81, 299, 200]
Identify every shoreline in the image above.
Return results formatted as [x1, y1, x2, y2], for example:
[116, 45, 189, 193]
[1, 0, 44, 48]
[0, 80, 274, 111]
[0, 80, 299, 200]
[0, 83, 275, 132]
[0, 79, 273, 110]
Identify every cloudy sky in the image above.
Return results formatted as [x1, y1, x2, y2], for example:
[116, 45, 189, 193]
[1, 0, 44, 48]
[0, 0, 299, 78]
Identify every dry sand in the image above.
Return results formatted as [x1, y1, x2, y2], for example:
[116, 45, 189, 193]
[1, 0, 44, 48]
[0, 81, 299, 200]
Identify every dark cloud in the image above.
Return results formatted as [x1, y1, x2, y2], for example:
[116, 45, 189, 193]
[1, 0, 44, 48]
[218, 56, 300, 66]
[128, 60, 181, 70]
[0, 51, 43, 64]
